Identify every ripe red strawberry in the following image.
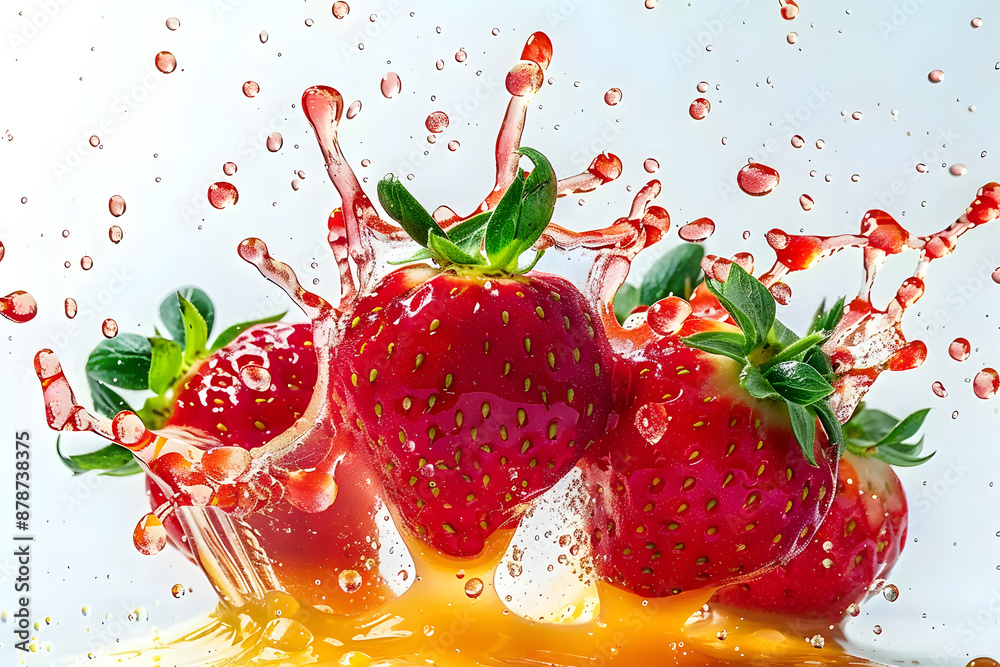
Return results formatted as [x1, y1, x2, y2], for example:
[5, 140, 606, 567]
[331, 148, 617, 556]
[587, 264, 844, 596]
[712, 406, 927, 622]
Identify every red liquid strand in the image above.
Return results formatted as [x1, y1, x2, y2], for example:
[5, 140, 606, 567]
[0, 291, 37, 324]
[109, 195, 126, 217]
[155, 51, 177, 74]
[689, 98, 711, 120]
[973, 368, 999, 400]
[949, 337, 971, 361]
[737, 163, 780, 196]
[208, 182, 239, 209]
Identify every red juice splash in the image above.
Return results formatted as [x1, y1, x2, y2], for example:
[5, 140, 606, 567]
[1, 290, 38, 323]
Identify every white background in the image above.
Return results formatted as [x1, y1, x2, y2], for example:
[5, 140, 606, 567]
[1, 0, 999, 665]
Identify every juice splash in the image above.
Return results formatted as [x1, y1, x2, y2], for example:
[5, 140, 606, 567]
[31, 27, 999, 667]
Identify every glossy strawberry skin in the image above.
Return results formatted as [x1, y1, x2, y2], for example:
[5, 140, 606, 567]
[586, 321, 838, 597]
[333, 265, 617, 556]
[712, 452, 907, 622]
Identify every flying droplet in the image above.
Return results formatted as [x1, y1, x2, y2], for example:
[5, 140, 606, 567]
[455, 48, 467, 63]
[333, 2, 350, 19]
[102, 319, 119, 338]
[799, 194, 815, 211]
[425, 111, 449, 133]
[852, 111, 863, 121]
[380, 72, 402, 99]
[737, 163, 780, 196]
[242, 81, 260, 98]
[221, 162, 237, 177]
[645, 0, 658, 8]
[643, 158, 659, 173]
[492, 28, 500, 36]
[304, 18, 314, 27]
[266, 132, 283, 152]
[932, 381, 948, 398]
[155, 51, 177, 74]
[64, 298, 78, 319]
[89, 135, 100, 147]
[678, 218, 715, 243]
[259, 30, 268, 43]
[165, 17, 180, 31]
[505, 61, 544, 97]
[949, 337, 971, 361]
[81, 256, 93, 270]
[338, 569, 363, 593]
[791, 135, 804, 148]
[208, 182, 239, 209]
[882, 584, 900, 602]
[291, 179, 301, 191]
[873, 625, 882, 635]
[109, 226, 123, 244]
[950, 163, 967, 176]
[109, 195, 126, 217]
[464, 578, 484, 599]
[604, 88, 622, 106]
[689, 98, 711, 120]
[133, 514, 167, 556]
[448, 141, 460, 151]
[0, 291, 38, 324]
[971, 17, 983, 28]
[780, 0, 799, 20]
[170, 584, 186, 598]
[928, 70, 945, 83]
[916, 163, 928, 173]
[345, 99, 362, 120]
[786, 32, 798, 44]
[810, 635, 825, 649]
[435, 59, 445, 70]
[974, 368, 999, 400]
[696, 81, 709, 93]
[815, 139, 825, 149]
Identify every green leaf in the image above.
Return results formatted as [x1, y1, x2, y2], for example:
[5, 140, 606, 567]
[148, 337, 183, 395]
[765, 360, 835, 406]
[427, 233, 484, 266]
[874, 408, 931, 448]
[447, 211, 493, 255]
[510, 147, 558, 253]
[740, 365, 780, 401]
[810, 296, 847, 334]
[515, 249, 546, 275]
[639, 244, 704, 305]
[704, 264, 775, 354]
[88, 377, 134, 419]
[844, 405, 896, 442]
[812, 399, 845, 454]
[56, 437, 141, 476]
[484, 170, 526, 269]
[135, 394, 174, 431]
[210, 311, 288, 351]
[758, 332, 829, 374]
[682, 331, 748, 363]
[785, 401, 817, 466]
[803, 346, 834, 379]
[376, 175, 445, 247]
[614, 284, 641, 323]
[875, 440, 934, 467]
[765, 319, 800, 349]
[159, 287, 214, 345]
[86, 334, 152, 390]
[179, 295, 209, 364]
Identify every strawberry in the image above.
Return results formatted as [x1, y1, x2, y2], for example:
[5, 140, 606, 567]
[712, 405, 928, 622]
[587, 264, 844, 596]
[331, 148, 617, 556]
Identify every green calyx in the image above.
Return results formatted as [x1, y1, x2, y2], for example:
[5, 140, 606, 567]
[378, 147, 557, 275]
[681, 265, 846, 465]
[843, 403, 933, 467]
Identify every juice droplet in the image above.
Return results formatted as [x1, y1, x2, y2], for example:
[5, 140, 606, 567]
[505, 61, 544, 97]
[223, 161, 237, 176]
[81, 256, 93, 270]
[332, 1, 350, 19]
[133, 514, 167, 556]
[949, 337, 971, 361]
[873, 625, 882, 635]
[604, 87, 622, 106]
[815, 139, 825, 149]
[64, 298, 78, 319]
[455, 48, 467, 63]
[966, 659, 1000, 667]
[240, 364, 272, 391]
[102, 319, 119, 338]
[170, 584, 186, 598]
[928, 69, 945, 83]
[678, 217, 715, 243]
[810, 635, 825, 649]
[259, 30, 268, 43]
[243, 81, 260, 98]
[266, 132, 283, 152]
[950, 163, 968, 176]
[689, 98, 711, 120]
[208, 182, 239, 209]
[737, 163, 780, 196]
[932, 381, 948, 398]
[165, 17, 180, 31]
[799, 194, 815, 211]
[643, 158, 659, 174]
[109, 225, 123, 244]
[916, 163, 928, 173]
[780, 0, 799, 20]
[0, 291, 38, 324]
[492, 28, 500, 36]
[109, 195, 126, 217]
[380, 72, 401, 99]
[882, 584, 900, 602]
[974, 368, 999, 399]
[346, 100, 362, 120]
[769, 281, 792, 305]
[696, 81, 709, 93]
[425, 111, 449, 133]
[447, 140, 460, 151]
[645, 0, 658, 8]
[647, 297, 693, 336]
[992, 268, 1000, 283]
[338, 569, 363, 593]
[291, 179, 301, 191]
[463, 577, 484, 599]
[787, 31, 798, 44]
[435, 59, 445, 71]
[971, 17, 983, 28]
[791, 135, 804, 148]
[304, 18, 314, 27]
[852, 111, 863, 121]
[89, 135, 100, 147]
[155, 51, 177, 74]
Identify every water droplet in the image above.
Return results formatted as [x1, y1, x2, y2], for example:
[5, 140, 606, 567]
[208, 182, 239, 209]
[678, 217, 715, 243]
[971, 17, 983, 28]
[689, 98, 711, 120]
[425, 111, 449, 133]
[742, 230, 751, 240]
[815, 139, 825, 149]
[508, 562, 523, 577]
[242, 81, 260, 98]
[786, 31, 798, 44]
[852, 111, 863, 121]
[221, 162, 237, 177]
[950, 163, 968, 176]
[304, 18, 314, 27]
[737, 163, 780, 196]
[791, 135, 804, 148]
[974, 368, 999, 400]
[604, 87, 622, 106]
[455, 48, 467, 63]
[0, 291, 38, 324]
[64, 298, 78, 319]
[846, 602, 861, 617]
[266, 132, 283, 152]
[380, 72, 402, 99]
[780, 0, 799, 20]
[883, 584, 900, 602]
[165, 17, 180, 31]
[109, 195, 126, 217]
[916, 163, 928, 173]
[810, 634, 825, 649]
[715, 629, 727, 640]
[873, 625, 882, 635]
[464, 578, 484, 599]
[448, 140, 460, 151]
[240, 364, 272, 391]
[952, 410, 960, 420]
[696, 81, 709, 93]
[89, 135, 100, 147]
[109, 225, 123, 244]
[291, 179, 302, 191]
[643, 158, 659, 174]
[332, 2, 350, 19]
[155, 51, 177, 74]
[949, 337, 971, 361]
[81, 256, 93, 270]
[435, 59, 445, 70]
[769, 282, 792, 305]
[259, 30, 268, 43]
[492, 28, 500, 36]
[423, 625, 434, 637]
[338, 569, 363, 593]
[171, 584, 186, 598]
[799, 194, 815, 211]
[102, 319, 118, 338]
[361, 158, 370, 167]
[932, 381, 948, 398]
[346, 99, 362, 119]
[645, 0, 658, 8]
[928, 70, 945, 83]
[506, 61, 544, 97]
